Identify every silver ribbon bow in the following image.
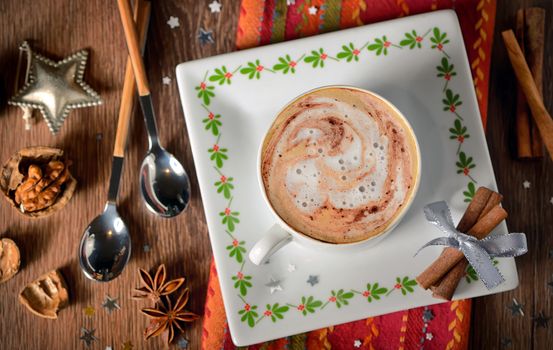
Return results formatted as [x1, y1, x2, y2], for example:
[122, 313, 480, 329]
[417, 201, 527, 290]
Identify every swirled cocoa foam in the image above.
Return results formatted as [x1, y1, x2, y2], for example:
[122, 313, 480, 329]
[261, 87, 419, 244]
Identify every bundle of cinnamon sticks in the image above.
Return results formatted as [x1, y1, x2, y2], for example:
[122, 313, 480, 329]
[416, 187, 507, 300]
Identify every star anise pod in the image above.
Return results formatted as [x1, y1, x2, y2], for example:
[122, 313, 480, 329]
[141, 288, 199, 344]
[133, 264, 184, 304]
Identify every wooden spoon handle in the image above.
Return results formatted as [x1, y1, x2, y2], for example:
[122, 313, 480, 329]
[117, 0, 150, 96]
[113, 0, 151, 158]
[502, 30, 553, 161]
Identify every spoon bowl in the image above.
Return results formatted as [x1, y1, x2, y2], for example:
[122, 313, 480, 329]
[79, 204, 131, 282]
[140, 145, 191, 217]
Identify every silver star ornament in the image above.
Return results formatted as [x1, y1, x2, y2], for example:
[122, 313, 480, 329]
[9, 42, 102, 134]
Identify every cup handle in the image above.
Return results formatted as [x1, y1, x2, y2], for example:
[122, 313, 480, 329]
[249, 224, 292, 265]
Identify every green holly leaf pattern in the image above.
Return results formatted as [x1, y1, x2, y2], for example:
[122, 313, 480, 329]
[238, 303, 258, 327]
[442, 89, 463, 119]
[363, 282, 389, 302]
[449, 119, 470, 154]
[304, 48, 329, 68]
[264, 303, 289, 322]
[240, 59, 269, 79]
[232, 271, 252, 296]
[273, 54, 301, 74]
[430, 27, 451, 57]
[202, 112, 222, 136]
[220, 207, 240, 232]
[294, 296, 323, 316]
[368, 36, 396, 56]
[463, 182, 476, 203]
[399, 30, 424, 49]
[436, 57, 457, 91]
[456, 151, 476, 182]
[208, 65, 234, 85]
[324, 289, 354, 309]
[226, 238, 246, 263]
[337, 42, 361, 62]
[387, 276, 418, 296]
[214, 175, 234, 199]
[208, 143, 228, 168]
[195, 82, 215, 105]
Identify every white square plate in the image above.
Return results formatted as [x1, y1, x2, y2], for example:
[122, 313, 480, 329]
[176, 10, 518, 346]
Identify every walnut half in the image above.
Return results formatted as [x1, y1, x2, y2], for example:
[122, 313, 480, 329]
[0, 238, 20, 283]
[0, 147, 77, 218]
[19, 270, 69, 319]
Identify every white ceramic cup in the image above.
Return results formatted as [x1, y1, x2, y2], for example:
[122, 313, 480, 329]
[249, 86, 421, 265]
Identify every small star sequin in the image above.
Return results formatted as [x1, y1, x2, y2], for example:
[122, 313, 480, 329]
[308, 6, 318, 15]
[265, 278, 282, 294]
[500, 337, 512, 348]
[307, 275, 319, 286]
[353, 339, 362, 348]
[177, 336, 189, 349]
[208, 0, 222, 13]
[287, 264, 296, 272]
[102, 295, 120, 314]
[143, 244, 150, 253]
[122, 341, 133, 350]
[83, 305, 95, 317]
[79, 328, 98, 347]
[507, 298, 524, 316]
[167, 16, 180, 29]
[426, 333, 434, 340]
[96, 132, 103, 141]
[533, 312, 550, 329]
[198, 28, 215, 45]
[162, 76, 171, 85]
[523, 180, 531, 189]
[287, 0, 296, 5]
[422, 308, 434, 322]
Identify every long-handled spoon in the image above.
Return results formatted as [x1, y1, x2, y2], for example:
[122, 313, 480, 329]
[79, 1, 151, 282]
[117, 0, 191, 218]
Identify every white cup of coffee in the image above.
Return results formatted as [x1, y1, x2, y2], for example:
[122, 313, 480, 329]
[249, 86, 421, 265]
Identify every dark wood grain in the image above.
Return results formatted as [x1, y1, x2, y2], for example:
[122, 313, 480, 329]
[1, 0, 552, 349]
[0, 1, 240, 349]
[470, 0, 553, 349]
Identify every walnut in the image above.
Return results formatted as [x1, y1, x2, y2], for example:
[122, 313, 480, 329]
[19, 270, 69, 319]
[0, 147, 77, 218]
[0, 238, 20, 283]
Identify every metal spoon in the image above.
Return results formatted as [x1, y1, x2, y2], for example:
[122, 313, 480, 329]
[79, 1, 151, 282]
[118, 0, 191, 218]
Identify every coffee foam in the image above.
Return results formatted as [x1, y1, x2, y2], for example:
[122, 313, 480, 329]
[261, 88, 418, 244]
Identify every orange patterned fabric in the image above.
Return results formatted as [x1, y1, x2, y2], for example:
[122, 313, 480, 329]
[203, 0, 495, 348]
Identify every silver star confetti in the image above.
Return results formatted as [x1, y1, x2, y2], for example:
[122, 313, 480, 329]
[167, 16, 180, 29]
[198, 28, 215, 45]
[500, 337, 512, 348]
[208, 0, 222, 13]
[102, 295, 120, 314]
[533, 312, 550, 329]
[353, 339, 362, 348]
[523, 180, 531, 189]
[308, 6, 318, 15]
[9, 41, 102, 134]
[307, 275, 319, 286]
[287, 264, 296, 272]
[177, 336, 189, 349]
[79, 328, 98, 347]
[162, 76, 171, 85]
[507, 298, 524, 316]
[265, 278, 282, 294]
[105, 347, 113, 350]
[143, 244, 150, 253]
[287, 0, 296, 5]
[422, 308, 434, 322]
[426, 332, 433, 340]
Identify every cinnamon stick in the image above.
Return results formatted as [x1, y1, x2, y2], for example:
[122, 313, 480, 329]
[515, 8, 545, 159]
[416, 187, 493, 289]
[502, 29, 553, 161]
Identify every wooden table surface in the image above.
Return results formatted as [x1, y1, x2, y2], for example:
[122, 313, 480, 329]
[0, 1, 551, 349]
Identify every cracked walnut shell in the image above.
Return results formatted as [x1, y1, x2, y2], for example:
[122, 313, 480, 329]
[0, 238, 20, 283]
[0, 147, 77, 218]
[19, 270, 69, 319]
